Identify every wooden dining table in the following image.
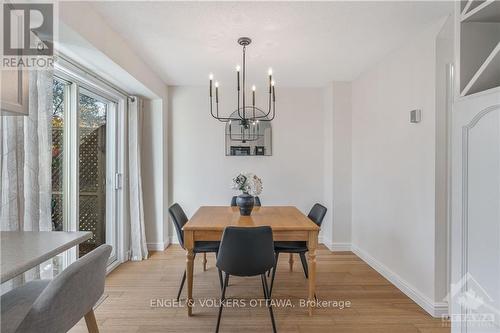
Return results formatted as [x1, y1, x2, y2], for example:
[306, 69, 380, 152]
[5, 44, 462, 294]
[182, 206, 320, 316]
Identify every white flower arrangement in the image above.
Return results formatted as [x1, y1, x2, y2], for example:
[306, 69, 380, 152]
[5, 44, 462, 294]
[231, 172, 263, 196]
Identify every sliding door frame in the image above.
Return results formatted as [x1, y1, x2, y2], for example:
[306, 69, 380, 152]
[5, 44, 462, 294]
[54, 57, 127, 273]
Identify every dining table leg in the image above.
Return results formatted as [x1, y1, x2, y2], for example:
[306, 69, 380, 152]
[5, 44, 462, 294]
[289, 253, 294, 272]
[185, 230, 195, 316]
[307, 230, 318, 316]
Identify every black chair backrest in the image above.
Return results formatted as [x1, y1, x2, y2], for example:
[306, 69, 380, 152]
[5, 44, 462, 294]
[169, 203, 189, 248]
[231, 196, 261, 206]
[308, 203, 327, 227]
[217, 226, 275, 277]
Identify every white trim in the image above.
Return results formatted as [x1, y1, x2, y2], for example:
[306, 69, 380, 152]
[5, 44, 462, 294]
[445, 63, 454, 312]
[330, 242, 352, 252]
[351, 244, 448, 318]
[167, 235, 351, 252]
[318, 236, 351, 252]
[147, 242, 169, 251]
[106, 259, 121, 274]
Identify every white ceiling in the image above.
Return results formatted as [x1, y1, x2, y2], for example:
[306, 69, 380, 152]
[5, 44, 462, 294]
[91, 1, 452, 87]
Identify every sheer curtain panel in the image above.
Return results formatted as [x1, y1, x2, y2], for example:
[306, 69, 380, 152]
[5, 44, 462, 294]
[127, 97, 148, 261]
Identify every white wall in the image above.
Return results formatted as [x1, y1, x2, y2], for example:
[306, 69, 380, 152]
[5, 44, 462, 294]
[168, 86, 325, 242]
[332, 83, 352, 248]
[322, 82, 352, 250]
[142, 99, 168, 249]
[59, 2, 166, 99]
[351, 18, 449, 316]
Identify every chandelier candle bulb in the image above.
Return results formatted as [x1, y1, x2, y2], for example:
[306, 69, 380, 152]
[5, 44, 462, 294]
[215, 81, 219, 103]
[268, 68, 273, 93]
[252, 85, 256, 107]
[209, 74, 213, 97]
[236, 66, 240, 91]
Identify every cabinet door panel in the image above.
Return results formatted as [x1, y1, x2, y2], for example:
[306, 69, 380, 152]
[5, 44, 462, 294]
[451, 91, 500, 333]
[1, 68, 29, 116]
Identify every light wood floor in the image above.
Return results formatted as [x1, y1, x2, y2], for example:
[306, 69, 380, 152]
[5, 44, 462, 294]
[70, 245, 449, 333]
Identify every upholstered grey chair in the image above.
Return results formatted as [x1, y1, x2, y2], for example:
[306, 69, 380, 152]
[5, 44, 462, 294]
[1, 244, 112, 333]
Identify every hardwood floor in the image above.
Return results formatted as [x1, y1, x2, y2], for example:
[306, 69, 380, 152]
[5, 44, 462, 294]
[69, 245, 449, 333]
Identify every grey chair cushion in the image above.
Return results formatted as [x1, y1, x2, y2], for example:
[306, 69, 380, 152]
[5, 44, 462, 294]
[193, 241, 220, 253]
[274, 241, 308, 253]
[1, 280, 50, 333]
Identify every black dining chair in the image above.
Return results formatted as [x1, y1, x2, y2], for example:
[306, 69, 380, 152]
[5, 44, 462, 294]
[169, 203, 223, 301]
[216, 226, 277, 333]
[269, 203, 327, 294]
[231, 196, 262, 206]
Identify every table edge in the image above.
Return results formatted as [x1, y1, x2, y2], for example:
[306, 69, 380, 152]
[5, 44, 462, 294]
[183, 206, 320, 231]
[1, 231, 92, 284]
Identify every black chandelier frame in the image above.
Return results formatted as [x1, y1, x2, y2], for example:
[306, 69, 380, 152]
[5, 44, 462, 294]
[209, 37, 276, 125]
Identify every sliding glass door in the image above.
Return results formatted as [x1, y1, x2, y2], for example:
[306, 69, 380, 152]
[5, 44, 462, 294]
[77, 89, 116, 260]
[51, 72, 121, 267]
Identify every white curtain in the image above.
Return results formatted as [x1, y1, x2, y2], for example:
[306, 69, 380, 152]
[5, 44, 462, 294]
[128, 97, 148, 261]
[0, 70, 53, 231]
[0, 70, 53, 289]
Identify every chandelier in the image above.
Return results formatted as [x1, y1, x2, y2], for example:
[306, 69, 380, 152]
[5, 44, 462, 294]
[209, 37, 276, 142]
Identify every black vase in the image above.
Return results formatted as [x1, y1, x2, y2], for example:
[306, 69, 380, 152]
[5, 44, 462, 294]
[236, 193, 254, 216]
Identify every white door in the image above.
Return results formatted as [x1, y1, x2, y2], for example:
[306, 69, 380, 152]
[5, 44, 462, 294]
[451, 90, 500, 333]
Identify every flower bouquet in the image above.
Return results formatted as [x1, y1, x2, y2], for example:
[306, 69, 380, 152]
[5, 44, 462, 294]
[231, 172, 263, 215]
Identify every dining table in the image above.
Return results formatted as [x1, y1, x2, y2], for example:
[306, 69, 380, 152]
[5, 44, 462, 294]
[182, 206, 320, 316]
[0, 231, 92, 283]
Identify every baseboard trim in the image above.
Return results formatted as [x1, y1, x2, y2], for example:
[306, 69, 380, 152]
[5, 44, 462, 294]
[147, 241, 169, 251]
[319, 236, 351, 252]
[351, 244, 448, 318]
[330, 242, 352, 251]
[166, 235, 350, 251]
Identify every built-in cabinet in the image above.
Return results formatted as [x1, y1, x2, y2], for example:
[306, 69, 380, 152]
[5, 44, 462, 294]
[458, 0, 500, 96]
[451, 1, 500, 332]
[1, 6, 29, 117]
[1, 68, 29, 116]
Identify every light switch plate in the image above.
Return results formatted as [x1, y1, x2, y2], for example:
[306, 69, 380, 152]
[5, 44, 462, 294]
[410, 109, 421, 123]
